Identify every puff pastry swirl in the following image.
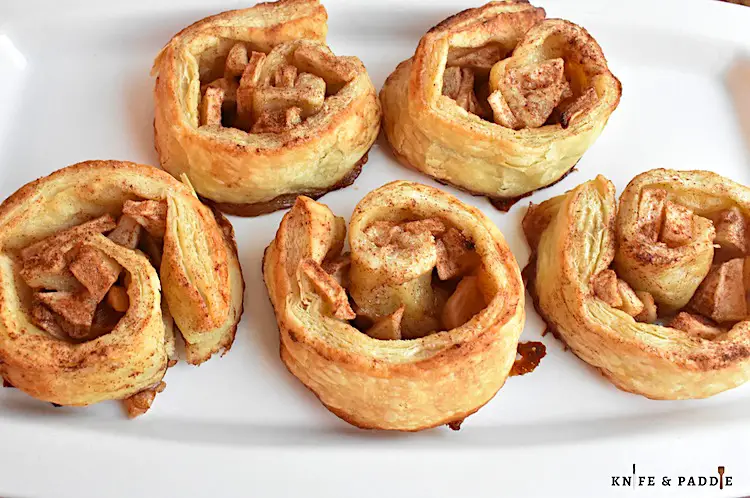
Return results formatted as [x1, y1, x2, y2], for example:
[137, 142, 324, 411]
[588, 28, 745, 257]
[0, 161, 244, 413]
[263, 181, 525, 430]
[152, 0, 381, 216]
[523, 170, 750, 399]
[381, 1, 621, 210]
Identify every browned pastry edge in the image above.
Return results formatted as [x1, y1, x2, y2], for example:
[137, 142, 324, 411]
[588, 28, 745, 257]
[382, 131, 578, 212]
[206, 206, 246, 358]
[311, 380, 495, 431]
[202, 150, 370, 217]
[522, 252, 666, 398]
[521, 254, 567, 348]
[487, 165, 578, 211]
[426, 0, 534, 34]
[280, 335, 498, 432]
[261, 244, 500, 432]
[520, 252, 632, 397]
[157, 0, 323, 49]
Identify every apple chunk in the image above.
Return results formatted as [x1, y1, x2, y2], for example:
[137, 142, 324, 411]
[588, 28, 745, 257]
[660, 200, 693, 247]
[592, 269, 644, 317]
[669, 312, 725, 340]
[689, 258, 747, 323]
[714, 207, 748, 259]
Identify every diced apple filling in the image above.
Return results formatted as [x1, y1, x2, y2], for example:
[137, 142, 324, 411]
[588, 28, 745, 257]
[668, 312, 725, 340]
[21, 201, 168, 342]
[592, 269, 656, 323]
[689, 258, 747, 323]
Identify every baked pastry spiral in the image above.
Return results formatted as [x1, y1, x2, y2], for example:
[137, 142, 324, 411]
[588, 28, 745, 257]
[381, 1, 621, 210]
[523, 169, 750, 399]
[152, 0, 381, 216]
[263, 181, 525, 430]
[0, 161, 244, 415]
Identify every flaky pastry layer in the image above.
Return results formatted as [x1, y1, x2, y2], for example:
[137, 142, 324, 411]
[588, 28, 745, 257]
[152, 0, 381, 214]
[380, 1, 621, 207]
[524, 170, 750, 399]
[0, 161, 244, 407]
[263, 181, 525, 430]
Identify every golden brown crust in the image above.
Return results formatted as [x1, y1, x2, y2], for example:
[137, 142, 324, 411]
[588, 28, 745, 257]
[152, 0, 381, 215]
[0, 160, 244, 408]
[380, 1, 621, 206]
[201, 150, 367, 217]
[523, 169, 750, 399]
[383, 132, 579, 211]
[263, 181, 525, 431]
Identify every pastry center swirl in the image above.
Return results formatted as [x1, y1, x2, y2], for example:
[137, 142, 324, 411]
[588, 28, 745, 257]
[597, 188, 750, 339]
[198, 42, 358, 133]
[306, 217, 486, 340]
[441, 38, 599, 130]
[18, 200, 169, 343]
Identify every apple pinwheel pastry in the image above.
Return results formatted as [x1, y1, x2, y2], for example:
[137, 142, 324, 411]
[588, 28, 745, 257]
[263, 181, 525, 430]
[152, 0, 381, 216]
[381, 0, 621, 210]
[523, 169, 750, 399]
[0, 161, 244, 416]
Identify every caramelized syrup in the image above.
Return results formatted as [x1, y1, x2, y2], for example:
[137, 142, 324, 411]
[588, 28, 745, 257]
[510, 341, 547, 376]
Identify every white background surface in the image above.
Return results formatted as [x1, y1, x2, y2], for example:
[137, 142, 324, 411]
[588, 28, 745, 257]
[1, 0, 750, 496]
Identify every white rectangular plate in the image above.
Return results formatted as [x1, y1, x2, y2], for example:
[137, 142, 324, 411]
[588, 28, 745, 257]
[1, 0, 750, 496]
